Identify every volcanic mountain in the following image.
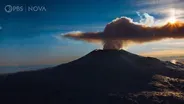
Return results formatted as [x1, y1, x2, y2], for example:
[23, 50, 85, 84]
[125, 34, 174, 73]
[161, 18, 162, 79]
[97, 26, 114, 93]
[1, 50, 184, 104]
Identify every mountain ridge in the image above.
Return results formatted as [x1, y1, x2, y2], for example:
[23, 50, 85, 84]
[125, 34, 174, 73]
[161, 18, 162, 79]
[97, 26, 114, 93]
[1, 49, 184, 104]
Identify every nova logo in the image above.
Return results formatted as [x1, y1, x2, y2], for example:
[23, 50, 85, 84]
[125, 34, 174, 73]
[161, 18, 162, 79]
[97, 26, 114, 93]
[27, 6, 47, 12]
[4, 5, 47, 13]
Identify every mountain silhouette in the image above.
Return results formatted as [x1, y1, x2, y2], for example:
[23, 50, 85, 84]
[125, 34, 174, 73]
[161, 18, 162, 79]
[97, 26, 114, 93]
[1, 50, 184, 104]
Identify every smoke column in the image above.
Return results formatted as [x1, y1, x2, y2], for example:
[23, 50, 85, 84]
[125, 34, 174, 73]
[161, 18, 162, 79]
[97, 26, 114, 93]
[103, 39, 123, 50]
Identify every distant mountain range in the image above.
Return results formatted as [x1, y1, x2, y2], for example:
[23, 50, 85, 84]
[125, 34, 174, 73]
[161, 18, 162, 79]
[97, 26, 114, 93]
[1, 50, 184, 104]
[0, 65, 54, 74]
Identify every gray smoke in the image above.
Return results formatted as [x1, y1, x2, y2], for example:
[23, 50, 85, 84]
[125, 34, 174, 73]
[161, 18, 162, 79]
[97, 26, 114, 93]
[103, 39, 123, 50]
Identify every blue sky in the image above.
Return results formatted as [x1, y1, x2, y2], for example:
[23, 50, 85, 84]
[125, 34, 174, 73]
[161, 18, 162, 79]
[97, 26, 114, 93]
[1, 0, 184, 69]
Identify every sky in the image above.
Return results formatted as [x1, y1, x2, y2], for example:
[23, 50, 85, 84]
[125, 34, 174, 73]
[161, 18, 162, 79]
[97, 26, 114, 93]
[1, 0, 184, 72]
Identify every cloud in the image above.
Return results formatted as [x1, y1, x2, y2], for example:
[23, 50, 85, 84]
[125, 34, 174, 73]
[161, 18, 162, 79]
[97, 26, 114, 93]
[136, 0, 183, 6]
[137, 0, 184, 21]
[136, 12, 155, 26]
[140, 7, 184, 19]
[63, 13, 184, 50]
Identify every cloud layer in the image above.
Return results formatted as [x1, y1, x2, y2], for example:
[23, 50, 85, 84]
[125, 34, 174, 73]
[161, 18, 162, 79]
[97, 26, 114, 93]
[63, 14, 184, 50]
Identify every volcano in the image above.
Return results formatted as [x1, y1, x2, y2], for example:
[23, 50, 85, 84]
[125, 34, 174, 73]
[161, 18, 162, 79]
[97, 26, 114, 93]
[1, 50, 184, 104]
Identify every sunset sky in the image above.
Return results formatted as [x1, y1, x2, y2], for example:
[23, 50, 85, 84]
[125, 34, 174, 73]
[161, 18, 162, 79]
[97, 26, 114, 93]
[1, 0, 184, 71]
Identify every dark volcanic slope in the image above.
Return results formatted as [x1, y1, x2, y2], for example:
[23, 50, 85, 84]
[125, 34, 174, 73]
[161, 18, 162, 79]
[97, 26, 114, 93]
[1, 50, 184, 104]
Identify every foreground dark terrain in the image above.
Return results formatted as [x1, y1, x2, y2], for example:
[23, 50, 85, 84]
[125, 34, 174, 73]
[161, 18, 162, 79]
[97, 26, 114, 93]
[1, 50, 184, 104]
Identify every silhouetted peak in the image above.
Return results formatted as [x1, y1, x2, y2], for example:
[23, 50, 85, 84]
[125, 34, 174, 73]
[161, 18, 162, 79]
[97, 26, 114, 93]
[90, 49, 129, 54]
[65, 49, 163, 70]
[87, 49, 140, 58]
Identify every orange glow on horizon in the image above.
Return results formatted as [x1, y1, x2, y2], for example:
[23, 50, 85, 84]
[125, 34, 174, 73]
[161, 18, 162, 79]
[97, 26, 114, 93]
[140, 49, 184, 57]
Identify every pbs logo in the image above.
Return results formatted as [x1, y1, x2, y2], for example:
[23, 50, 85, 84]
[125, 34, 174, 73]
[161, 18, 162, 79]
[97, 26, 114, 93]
[4, 5, 23, 13]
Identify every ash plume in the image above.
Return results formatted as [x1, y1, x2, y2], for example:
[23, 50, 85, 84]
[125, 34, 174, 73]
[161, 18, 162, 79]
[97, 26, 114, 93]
[63, 15, 184, 50]
[103, 39, 123, 50]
